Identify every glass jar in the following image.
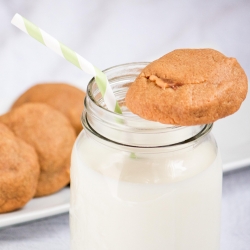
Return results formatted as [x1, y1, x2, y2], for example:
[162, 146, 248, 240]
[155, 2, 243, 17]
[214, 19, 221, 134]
[70, 63, 222, 250]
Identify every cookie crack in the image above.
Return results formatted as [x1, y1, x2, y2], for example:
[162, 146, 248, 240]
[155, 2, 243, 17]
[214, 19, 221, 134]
[144, 74, 210, 89]
[146, 75, 183, 90]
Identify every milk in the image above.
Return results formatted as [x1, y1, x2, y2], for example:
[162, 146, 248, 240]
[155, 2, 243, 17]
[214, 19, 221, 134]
[70, 132, 222, 250]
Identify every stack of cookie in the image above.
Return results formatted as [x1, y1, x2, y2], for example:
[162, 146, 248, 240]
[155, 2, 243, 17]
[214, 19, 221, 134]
[0, 83, 85, 213]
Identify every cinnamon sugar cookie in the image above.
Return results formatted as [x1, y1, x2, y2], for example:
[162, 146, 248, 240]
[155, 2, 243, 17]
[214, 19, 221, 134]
[0, 123, 39, 213]
[126, 49, 248, 125]
[0, 103, 76, 197]
[12, 83, 85, 134]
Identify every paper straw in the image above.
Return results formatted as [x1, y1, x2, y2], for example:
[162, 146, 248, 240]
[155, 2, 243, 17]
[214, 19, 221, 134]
[11, 13, 122, 114]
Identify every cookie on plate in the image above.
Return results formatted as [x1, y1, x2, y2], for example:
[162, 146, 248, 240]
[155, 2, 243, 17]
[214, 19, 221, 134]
[0, 123, 40, 213]
[126, 49, 248, 125]
[12, 83, 86, 134]
[0, 103, 76, 197]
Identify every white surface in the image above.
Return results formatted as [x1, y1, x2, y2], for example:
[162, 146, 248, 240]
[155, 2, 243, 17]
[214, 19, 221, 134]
[0, 0, 249, 249]
[1, 167, 249, 250]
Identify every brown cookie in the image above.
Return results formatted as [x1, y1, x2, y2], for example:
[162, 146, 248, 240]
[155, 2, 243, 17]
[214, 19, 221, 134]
[0, 103, 76, 197]
[12, 83, 86, 134]
[126, 49, 248, 125]
[0, 123, 40, 213]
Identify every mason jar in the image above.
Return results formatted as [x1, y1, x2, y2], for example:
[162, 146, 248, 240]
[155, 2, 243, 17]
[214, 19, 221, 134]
[70, 63, 222, 250]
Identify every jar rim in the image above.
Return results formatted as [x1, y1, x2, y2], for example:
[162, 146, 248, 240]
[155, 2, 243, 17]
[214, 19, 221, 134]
[82, 109, 213, 150]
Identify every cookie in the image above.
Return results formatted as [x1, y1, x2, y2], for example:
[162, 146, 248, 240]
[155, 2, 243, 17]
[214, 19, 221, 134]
[0, 103, 76, 197]
[12, 83, 86, 134]
[126, 49, 248, 125]
[0, 123, 40, 213]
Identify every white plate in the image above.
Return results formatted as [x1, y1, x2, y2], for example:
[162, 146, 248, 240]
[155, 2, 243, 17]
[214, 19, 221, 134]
[0, 99, 249, 228]
[0, 188, 70, 228]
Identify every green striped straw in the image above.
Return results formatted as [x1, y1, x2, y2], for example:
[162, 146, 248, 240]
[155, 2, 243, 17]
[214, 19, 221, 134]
[11, 13, 122, 114]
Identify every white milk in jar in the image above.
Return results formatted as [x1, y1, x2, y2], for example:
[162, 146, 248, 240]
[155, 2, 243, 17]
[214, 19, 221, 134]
[70, 63, 222, 250]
